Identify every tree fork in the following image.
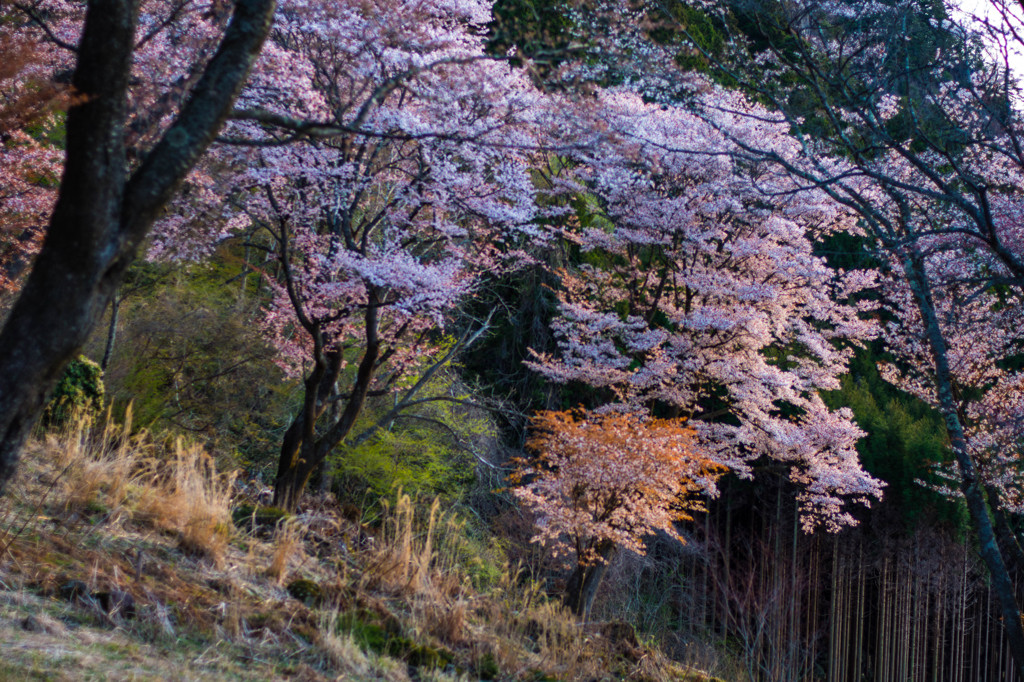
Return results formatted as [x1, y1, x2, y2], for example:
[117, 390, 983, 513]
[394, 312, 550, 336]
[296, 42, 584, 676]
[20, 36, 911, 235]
[273, 300, 381, 510]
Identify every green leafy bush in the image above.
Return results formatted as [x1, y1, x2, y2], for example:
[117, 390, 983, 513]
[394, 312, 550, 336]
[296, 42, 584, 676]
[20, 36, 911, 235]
[44, 355, 104, 425]
[330, 372, 493, 503]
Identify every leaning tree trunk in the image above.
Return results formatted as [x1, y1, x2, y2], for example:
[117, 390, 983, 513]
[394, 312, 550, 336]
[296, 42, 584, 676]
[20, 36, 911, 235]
[0, 0, 275, 492]
[0, 0, 134, 489]
[987, 482, 1024, 576]
[565, 541, 617, 619]
[901, 252, 1024, 678]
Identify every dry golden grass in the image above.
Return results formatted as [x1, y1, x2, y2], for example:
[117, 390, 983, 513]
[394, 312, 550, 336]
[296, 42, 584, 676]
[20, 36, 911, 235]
[48, 410, 140, 520]
[350, 492, 683, 681]
[267, 519, 304, 585]
[33, 409, 236, 566]
[135, 439, 236, 566]
[0, 421, 728, 682]
[364, 495, 443, 594]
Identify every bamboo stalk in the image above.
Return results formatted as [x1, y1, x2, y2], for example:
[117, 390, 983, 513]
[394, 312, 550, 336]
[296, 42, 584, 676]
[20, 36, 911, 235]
[853, 540, 864, 680]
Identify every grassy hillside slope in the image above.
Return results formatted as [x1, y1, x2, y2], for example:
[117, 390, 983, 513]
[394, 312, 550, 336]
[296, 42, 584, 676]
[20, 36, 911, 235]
[0, 417, 723, 682]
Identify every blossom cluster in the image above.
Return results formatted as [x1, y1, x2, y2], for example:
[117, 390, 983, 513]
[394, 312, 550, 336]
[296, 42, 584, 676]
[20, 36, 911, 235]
[531, 85, 884, 532]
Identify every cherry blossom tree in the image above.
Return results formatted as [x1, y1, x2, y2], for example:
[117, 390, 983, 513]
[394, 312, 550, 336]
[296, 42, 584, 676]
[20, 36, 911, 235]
[0, 126, 63, 296]
[0, 0, 276, 491]
[511, 409, 724, 617]
[853, 203, 1024, 671]
[624, 1, 1024, 669]
[0, 2, 75, 294]
[528, 87, 884, 534]
[556, 0, 1024, 654]
[152, 0, 547, 509]
[877, 240, 1024, 572]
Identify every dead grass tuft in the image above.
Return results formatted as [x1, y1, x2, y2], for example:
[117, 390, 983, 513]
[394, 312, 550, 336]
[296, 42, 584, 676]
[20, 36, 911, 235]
[50, 409, 141, 520]
[134, 438, 236, 567]
[267, 519, 305, 585]
[421, 599, 467, 644]
[32, 408, 236, 567]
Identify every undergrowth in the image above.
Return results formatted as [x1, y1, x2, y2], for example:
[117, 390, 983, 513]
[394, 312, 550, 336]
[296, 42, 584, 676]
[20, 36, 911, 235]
[0, 413, 728, 681]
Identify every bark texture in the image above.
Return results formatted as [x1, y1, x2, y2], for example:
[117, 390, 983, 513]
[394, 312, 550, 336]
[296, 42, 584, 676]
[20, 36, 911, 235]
[0, 0, 276, 491]
[273, 299, 381, 511]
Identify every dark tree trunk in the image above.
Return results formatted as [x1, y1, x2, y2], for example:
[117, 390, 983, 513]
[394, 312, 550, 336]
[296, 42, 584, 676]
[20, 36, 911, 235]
[987, 483, 1024, 576]
[312, 397, 343, 496]
[0, 0, 134, 489]
[273, 298, 381, 511]
[0, 0, 276, 493]
[273, 447, 318, 511]
[564, 541, 617, 619]
[901, 252, 1024, 677]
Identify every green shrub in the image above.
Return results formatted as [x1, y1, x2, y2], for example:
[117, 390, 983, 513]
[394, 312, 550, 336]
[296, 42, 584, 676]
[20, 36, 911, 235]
[97, 257, 292, 474]
[44, 355, 104, 425]
[330, 372, 492, 502]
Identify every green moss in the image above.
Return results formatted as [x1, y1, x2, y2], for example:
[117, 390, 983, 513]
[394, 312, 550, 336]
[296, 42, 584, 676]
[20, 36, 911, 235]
[334, 609, 452, 670]
[285, 579, 323, 606]
[231, 505, 291, 533]
[403, 642, 453, 669]
[335, 610, 393, 653]
[475, 652, 500, 680]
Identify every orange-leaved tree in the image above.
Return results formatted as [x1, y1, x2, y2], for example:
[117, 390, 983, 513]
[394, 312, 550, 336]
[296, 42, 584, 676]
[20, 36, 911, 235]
[511, 409, 727, 618]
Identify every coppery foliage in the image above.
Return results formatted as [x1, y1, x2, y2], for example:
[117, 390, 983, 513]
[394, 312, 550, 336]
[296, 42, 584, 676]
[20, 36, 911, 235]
[512, 409, 725, 565]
